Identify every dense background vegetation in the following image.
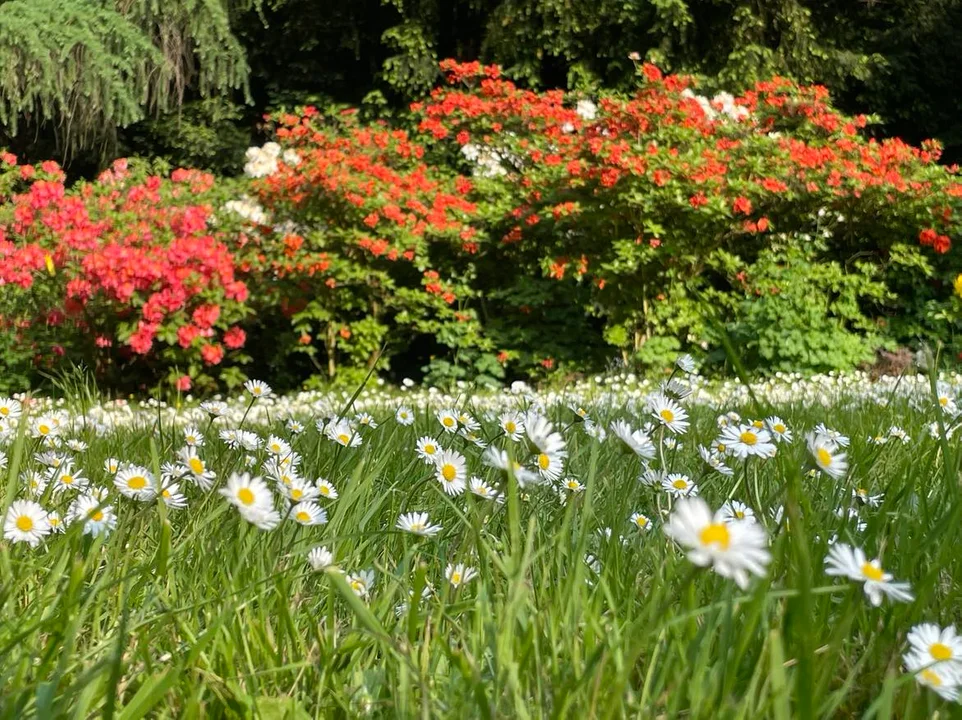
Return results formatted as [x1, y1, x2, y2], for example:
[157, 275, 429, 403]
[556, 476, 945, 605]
[3, 0, 962, 173]
[2, 0, 962, 394]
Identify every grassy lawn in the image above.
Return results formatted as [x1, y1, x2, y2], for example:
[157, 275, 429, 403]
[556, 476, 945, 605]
[1, 369, 961, 717]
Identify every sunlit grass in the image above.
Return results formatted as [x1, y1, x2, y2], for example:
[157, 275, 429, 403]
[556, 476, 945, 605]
[1, 371, 961, 717]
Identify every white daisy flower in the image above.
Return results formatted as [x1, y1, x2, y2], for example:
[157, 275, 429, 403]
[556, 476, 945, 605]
[291, 501, 328, 526]
[906, 623, 962, 671]
[445, 563, 478, 588]
[395, 406, 415, 426]
[347, 569, 375, 597]
[265, 435, 292, 458]
[49, 464, 89, 495]
[649, 392, 689, 434]
[664, 497, 771, 589]
[629, 512, 651, 531]
[611, 420, 656, 460]
[675, 354, 696, 374]
[307, 546, 335, 571]
[159, 482, 188, 509]
[415, 436, 441, 464]
[583, 419, 607, 442]
[525, 412, 566, 455]
[499, 411, 525, 441]
[903, 652, 961, 702]
[852, 487, 883, 507]
[719, 424, 776, 459]
[114, 465, 157, 501]
[560, 477, 584, 493]
[719, 500, 756, 524]
[698, 445, 734, 476]
[315, 477, 339, 501]
[219, 473, 280, 530]
[67, 492, 116, 537]
[662, 473, 698, 498]
[355, 412, 377, 429]
[535, 449, 565, 482]
[468, 476, 500, 501]
[434, 449, 467, 495]
[178, 447, 216, 491]
[813, 424, 850, 448]
[244, 379, 273, 399]
[326, 418, 361, 447]
[3, 500, 51, 546]
[807, 433, 848, 480]
[437, 408, 459, 433]
[183, 426, 205, 447]
[0, 396, 22, 421]
[766, 416, 793, 443]
[823, 543, 913, 606]
[397, 511, 442, 537]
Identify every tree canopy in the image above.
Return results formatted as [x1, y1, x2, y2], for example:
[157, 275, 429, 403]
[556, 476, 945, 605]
[3, 0, 962, 171]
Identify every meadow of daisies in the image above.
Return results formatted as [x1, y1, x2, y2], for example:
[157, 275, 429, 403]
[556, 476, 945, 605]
[2, 360, 962, 717]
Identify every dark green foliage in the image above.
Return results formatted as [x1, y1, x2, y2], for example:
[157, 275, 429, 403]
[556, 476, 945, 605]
[0, 0, 251, 162]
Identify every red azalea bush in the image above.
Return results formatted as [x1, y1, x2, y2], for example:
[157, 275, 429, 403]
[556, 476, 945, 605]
[409, 60, 962, 372]
[236, 110, 497, 387]
[0, 155, 251, 392]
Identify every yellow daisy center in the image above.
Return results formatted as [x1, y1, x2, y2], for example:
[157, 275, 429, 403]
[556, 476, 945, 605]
[38, 424, 50, 435]
[351, 580, 364, 592]
[716, 443, 726, 453]
[452, 572, 461, 584]
[538, 453, 550, 470]
[0, 407, 8, 415]
[441, 464, 457, 482]
[443, 417, 455, 427]
[672, 478, 688, 490]
[49, 516, 60, 526]
[860, 563, 884, 582]
[162, 489, 171, 499]
[699, 523, 731, 550]
[237, 488, 255, 506]
[270, 444, 280, 452]
[90, 510, 104, 522]
[61, 475, 74, 485]
[319, 486, 330, 496]
[816, 447, 832, 467]
[921, 669, 942, 687]
[930, 643, 953, 661]
[939, 397, 949, 407]
[189, 458, 204, 474]
[16, 515, 33, 532]
[734, 510, 745, 519]
[505, 421, 516, 433]
[660, 409, 675, 423]
[635, 516, 648, 527]
[291, 489, 303, 500]
[773, 423, 786, 434]
[337, 433, 350, 444]
[424, 444, 436, 455]
[739, 431, 758, 446]
[296, 511, 311, 523]
[127, 476, 147, 490]
[566, 480, 579, 489]
[752, 420, 764, 429]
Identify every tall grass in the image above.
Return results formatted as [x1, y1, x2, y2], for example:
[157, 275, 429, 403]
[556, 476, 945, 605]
[1, 376, 960, 717]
